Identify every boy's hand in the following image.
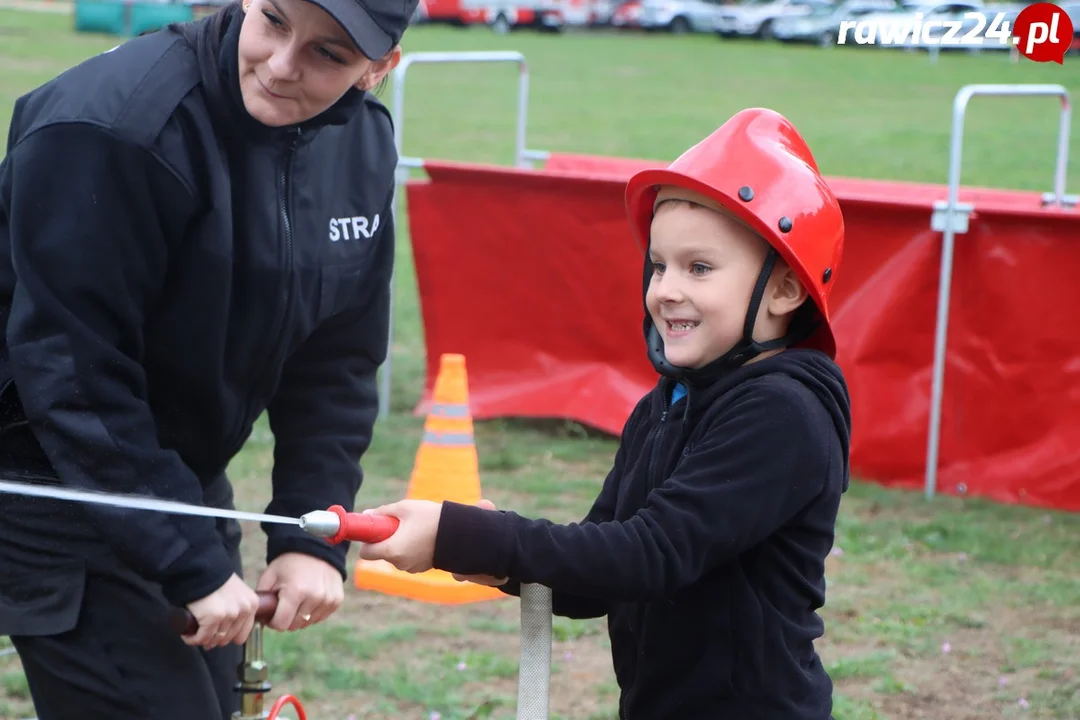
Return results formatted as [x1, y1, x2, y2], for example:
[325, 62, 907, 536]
[452, 499, 509, 587]
[356, 499, 442, 573]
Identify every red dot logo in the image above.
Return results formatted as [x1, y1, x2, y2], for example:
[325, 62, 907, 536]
[1013, 2, 1074, 64]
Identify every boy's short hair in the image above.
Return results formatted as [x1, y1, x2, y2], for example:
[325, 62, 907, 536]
[653, 185, 765, 240]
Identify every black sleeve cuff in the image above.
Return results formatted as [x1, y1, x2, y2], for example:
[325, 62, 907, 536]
[159, 537, 237, 608]
[497, 579, 523, 598]
[432, 501, 513, 578]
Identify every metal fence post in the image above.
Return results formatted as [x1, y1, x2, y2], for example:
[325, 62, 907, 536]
[924, 83, 1072, 499]
[379, 51, 545, 419]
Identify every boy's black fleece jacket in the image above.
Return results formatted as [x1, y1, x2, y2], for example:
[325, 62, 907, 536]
[432, 350, 852, 719]
[0, 6, 396, 606]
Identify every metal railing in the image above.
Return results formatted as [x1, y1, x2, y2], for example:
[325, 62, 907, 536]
[379, 51, 550, 419]
[924, 83, 1072, 499]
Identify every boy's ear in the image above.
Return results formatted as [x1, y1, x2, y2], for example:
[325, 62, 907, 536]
[768, 265, 809, 317]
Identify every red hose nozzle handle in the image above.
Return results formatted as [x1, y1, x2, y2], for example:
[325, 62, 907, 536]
[326, 504, 399, 545]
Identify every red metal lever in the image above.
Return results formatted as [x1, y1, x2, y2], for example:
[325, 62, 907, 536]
[325, 504, 399, 545]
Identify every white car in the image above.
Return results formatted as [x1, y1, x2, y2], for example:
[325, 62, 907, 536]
[772, 0, 897, 45]
[637, 0, 730, 32]
[1056, 1, 1080, 55]
[714, 0, 835, 39]
[837, 0, 986, 48]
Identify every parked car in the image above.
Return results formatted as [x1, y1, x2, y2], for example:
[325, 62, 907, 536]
[837, 0, 984, 47]
[610, 0, 645, 25]
[771, 0, 896, 45]
[943, 2, 1027, 52]
[713, 0, 835, 39]
[637, 0, 730, 32]
[1054, 1, 1080, 55]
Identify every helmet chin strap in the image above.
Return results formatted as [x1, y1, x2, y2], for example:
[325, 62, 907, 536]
[647, 248, 814, 386]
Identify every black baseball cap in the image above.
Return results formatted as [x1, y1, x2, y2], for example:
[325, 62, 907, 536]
[306, 0, 419, 59]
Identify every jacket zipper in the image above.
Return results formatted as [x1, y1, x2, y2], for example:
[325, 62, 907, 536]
[623, 388, 671, 716]
[646, 389, 670, 492]
[229, 130, 299, 456]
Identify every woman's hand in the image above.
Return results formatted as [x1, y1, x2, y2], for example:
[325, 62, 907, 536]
[184, 573, 261, 650]
[451, 499, 508, 587]
[255, 553, 344, 632]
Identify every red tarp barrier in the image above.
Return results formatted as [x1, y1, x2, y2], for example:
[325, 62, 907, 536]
[405, 154, 1080, 514]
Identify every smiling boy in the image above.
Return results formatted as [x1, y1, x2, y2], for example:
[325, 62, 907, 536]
[358, 107, 852, 719]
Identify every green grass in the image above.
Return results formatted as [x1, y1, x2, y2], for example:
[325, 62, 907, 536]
[2, 9, 1079, 719]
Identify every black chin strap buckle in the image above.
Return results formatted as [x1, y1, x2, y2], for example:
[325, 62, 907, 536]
[646, 323, 686, 379]
[721, 342, 760, 368]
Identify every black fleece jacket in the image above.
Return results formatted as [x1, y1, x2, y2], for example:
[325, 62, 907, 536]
[433, 349, 851, 719]
[0, 6, 396, 606]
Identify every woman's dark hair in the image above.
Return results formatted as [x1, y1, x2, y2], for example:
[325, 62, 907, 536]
[166, 3, 231, 55]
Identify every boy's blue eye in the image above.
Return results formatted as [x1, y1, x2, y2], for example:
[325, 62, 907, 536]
[652, 262, 665, 273]
[691, 263, 710, 275]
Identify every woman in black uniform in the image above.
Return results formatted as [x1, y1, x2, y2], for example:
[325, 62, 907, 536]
[0, 0, 415, 715]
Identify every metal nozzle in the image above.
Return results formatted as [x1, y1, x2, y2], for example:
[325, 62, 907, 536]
[298, 510, 340, 538]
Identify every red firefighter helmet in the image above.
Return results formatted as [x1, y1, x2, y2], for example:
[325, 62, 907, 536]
[624, 107, 844, 359]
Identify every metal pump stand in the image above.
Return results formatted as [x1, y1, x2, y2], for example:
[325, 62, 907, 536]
[171, 584, 552, 719]
[170, 591, 298, 720]
[235, 622, 271, 719]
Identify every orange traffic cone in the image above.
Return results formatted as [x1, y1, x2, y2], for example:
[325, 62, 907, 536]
[353, 353, 507, 604]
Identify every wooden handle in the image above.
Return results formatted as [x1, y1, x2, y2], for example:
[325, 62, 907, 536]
[168, 590, 279, 636]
